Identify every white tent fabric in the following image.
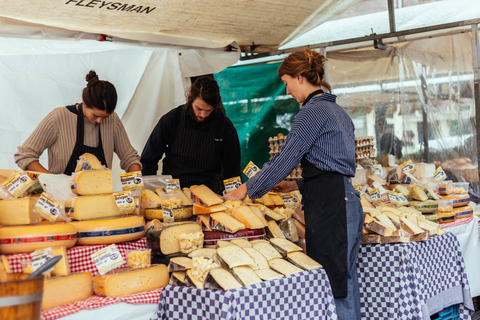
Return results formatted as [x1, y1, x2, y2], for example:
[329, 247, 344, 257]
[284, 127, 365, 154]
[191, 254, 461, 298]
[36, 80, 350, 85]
[0, 37, 239, 189]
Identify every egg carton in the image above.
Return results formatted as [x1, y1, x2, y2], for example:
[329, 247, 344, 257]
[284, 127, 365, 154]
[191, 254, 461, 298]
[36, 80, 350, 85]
[355, 136, 375, 147]
[268, 134, 302, 180]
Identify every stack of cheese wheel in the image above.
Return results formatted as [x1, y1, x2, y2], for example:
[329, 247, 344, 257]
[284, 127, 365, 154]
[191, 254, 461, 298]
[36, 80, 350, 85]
[440, 181, 472, 220]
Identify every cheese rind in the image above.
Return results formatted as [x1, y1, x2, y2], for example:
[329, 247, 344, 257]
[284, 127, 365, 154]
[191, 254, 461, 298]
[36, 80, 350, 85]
[71, 170, 113, 195]
[0, 197, 41, 225]
[65, 194, 121, 220]
[43, 272, 93, 309]
[93, 265, 169, 297]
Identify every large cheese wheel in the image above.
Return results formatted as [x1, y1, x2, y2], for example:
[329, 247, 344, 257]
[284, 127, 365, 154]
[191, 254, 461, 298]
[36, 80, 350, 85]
[65, 194, 122, 220]
[0, 223, 77, 254]
[69, 215, 145, 245]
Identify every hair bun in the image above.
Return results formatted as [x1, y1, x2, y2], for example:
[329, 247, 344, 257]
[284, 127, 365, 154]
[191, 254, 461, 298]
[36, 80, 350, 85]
[85, 70, 99, 87]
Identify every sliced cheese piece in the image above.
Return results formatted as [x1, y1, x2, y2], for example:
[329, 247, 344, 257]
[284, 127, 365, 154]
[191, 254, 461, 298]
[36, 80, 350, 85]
[43, 272, 93, 309]
[394, 185, 410, 198]
[380, 235, 410, 244]
[364, 214, 376, 225]
[0, 197, 42, 226]
[70, 216, 144, 246]
[424, 187, 440, 200]
[185, 269, 204, 288]
[375, 213, 397, 230]
[268, 193, 284, 206]
[190, 185, 223, 206]
[217, 245, 255, 268]
[204, 268, 242, 290]
[65, 194, 121, 220]
[93, 265, 169, 297]
[417, 220, 438, 235]
[252, 242, 282, 261]
[230, 238, 252, 248]
[363, 207, 381, 217]
[365, 220, 394, 236]
[74, 153, 104, 171]
[141, 189, 162, 209]
[250, 239, 269, 245]
[168, 257, 193, 272]
[196, 214, 212, 231]
[268, 258, 303, 275]
[71, 169, 113, 195]
[400, 217, 424, 235]
[51, 246, 70, 276]
[269, 238, 302, 255]
[193, 203, 225, 215]
[409, 185, 429, 201]
[382, 211, 401, 229]
[263, 206, 285, 221]
[286, 251, 322, 271]
[169, 271, 187, 286]
[243, 247, 269, 270]
[230, 206, 265, 229]
[231, 266, 263, 286]
[182, 188, 192, 200]
[188, 248, 217, 258]
[210, 212, 245, 233]
[0, 223, 77, 254]
[254, 268, 283, 281]
[215, 240, 236, 248]
[248, 205, 268, 227]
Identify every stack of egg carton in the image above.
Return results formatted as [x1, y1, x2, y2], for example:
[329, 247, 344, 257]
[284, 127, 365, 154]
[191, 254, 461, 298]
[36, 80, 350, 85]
[268, 133, 302, 180]
[355, 136, 375, 165]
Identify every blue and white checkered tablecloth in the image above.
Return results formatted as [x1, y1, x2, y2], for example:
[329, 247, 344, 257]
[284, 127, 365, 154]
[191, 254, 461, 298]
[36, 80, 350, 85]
[358, 232, 475, 320]
[150, 268, 337, 320]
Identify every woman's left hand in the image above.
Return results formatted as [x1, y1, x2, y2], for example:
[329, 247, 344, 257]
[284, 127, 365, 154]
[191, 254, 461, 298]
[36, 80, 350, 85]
[229, 183, 248, 200]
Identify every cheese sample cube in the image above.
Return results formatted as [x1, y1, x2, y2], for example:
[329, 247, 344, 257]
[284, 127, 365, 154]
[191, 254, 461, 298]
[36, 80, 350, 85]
[93, 265, 169, 297]
[71, 169, 113, 195]
[229, 206, 265, 229]
[75, 153, 104, 172]
[65, 194, 121, 220]
[51, 246, 71, 276]
[190, 185, 223, 206]
[42, 272, 93, 309]
[0, 197, 42, 226]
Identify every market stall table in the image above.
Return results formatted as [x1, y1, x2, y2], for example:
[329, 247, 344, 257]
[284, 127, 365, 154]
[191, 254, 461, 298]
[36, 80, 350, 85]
[151, 267, 337, 320]
[358, 232, 474, 320]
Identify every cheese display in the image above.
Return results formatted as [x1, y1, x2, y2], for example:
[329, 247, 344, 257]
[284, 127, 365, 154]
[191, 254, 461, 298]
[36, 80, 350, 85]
[146, 222, 202, 256]
[286, 251, 322, 271]
[0, 222, 77, 254]
[126, 249, 151, 269]
[65, 194, 121, 220]
[190, 185, 223, 206]
[441, 194, 470, 207]
[75, 153, 104, 171]
[231, 266, 263, 286]
[217, 245, 255, 268]
[70, 215, 144, 246]
[229, 206, 265, 229]
[93, 264, 169, 297]
[71, 169, 113, 195]
[0, 197, 42, 225]
[268, 258, 304, 276]
[204, 268, 242, 290]
[42, 272, 93, 310]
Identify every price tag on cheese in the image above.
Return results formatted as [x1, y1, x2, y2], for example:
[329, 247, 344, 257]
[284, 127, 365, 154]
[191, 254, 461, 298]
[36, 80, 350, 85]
[372, 164, 383, 176]
[223, 176, 242, 194]
[243, 161, 261, 179]
[400, 160, 415, 173]
[161, 203, 175, 223]
[3, 171, 35, 198]
[91, 244, 125, 275]
[280, 192, 300, 208]
[113, 191, 136, 214]
[34, 192, 64, 222]
[120, 171, 144, 191]
[387, 190, 408, 206]
[31, 247, 54, 273]
[433, 166, 447, 182]
[368, 188, 382, 205]
[165, 179, 181, 193]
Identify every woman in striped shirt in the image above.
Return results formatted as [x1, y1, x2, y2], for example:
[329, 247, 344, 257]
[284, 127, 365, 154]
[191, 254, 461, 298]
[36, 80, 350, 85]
[230, 49, 363, 320]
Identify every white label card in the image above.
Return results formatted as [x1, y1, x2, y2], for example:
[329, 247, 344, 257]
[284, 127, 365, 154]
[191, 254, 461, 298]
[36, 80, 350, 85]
[243, 161, 261, 179]
[3, 171, 35, 198]
[433, 166, 447, 182]
[372, 164, 383, 176]
[91, 244, 125, 275]
[120, 171, 144, 191]
[113, 191, 136, 213]
[401, 160, 415, 173]
[34, 192, 64, 222]
[31, 247, 54, 272]
[166, 179, 181, 193]
[224, 176, 242, 193]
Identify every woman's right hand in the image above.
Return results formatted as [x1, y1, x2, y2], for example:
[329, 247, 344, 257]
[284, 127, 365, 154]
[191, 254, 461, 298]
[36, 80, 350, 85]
[273, 180, 298, 193]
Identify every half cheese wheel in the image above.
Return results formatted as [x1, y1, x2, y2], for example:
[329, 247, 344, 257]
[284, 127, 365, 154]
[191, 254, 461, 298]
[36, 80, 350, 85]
[0, 223, 77, 254]
[70, 169, 113, 195]
[43, 272, 93, 309]
[69, 215, 144, 245]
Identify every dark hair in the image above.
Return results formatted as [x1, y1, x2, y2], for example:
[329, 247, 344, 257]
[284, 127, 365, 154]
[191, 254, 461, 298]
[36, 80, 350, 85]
[186, 76, 224, 115]
[278, 48, 332, 93]
[82, 70, 117, 113]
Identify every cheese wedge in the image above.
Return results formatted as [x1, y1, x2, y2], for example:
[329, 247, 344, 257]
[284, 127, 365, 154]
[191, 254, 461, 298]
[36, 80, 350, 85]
[51, 246, 70, 276]
[70, 169, 113, 196]
[217, 246, 255, 268]
[188, 248, 217, 258]
[375, 213, 397, 230]
[169, 271, 187, 286]
[269, 238, 302, 255]
[74, 153, 104, 172]
[263, 206, 285, 221]
[252, 242, 282, 261]
[168, 257, 193, 272]
[230, 238, 252, 248]
[286, 252, 322, 271]
[210, 212, 245, 233]
[255, 268, 283, 281]
[193, 203, 225, 215]
[145, 206, 193, 221]
[190, 185, 223, 206]
[229, 206, 265, 229]
[256, 193, 274, 207]
[400, 217, 424, 235]
[248, 205, 268, 227]
[268, 258, 303, 276]
[185, 269, 204, 288]
[361, 233, 381, 244]
[365, 220, 394, 236]
[196, 214, 212, 231]
[204, 268, 242, 290]
[65, 194, 121, 220]
[232, 266, 263, 286]
[0, 197, 42, 226]
[93, 265, 169, 297]
[146, 223, 202, 256]
[293, 219, 305, 239]
[141, 189, 163, 209]
[243, 247, 269, 270]
[268, 193, 284, 206]
[43, 272, 93, 309]
[409, 185, 429, 201]
[215, 240, 236, 248]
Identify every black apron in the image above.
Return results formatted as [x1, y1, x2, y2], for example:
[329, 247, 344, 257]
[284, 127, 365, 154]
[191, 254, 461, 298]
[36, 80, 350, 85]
[63, 104, 107, 175]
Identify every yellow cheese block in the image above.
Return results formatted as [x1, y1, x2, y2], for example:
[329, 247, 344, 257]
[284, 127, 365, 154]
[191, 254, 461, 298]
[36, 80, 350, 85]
[268, 258, 304, 276]
[65, 194, 121, 220]
[43, 272, 93, 309]
[145, 206, 193, 221]
[51, 246, 71, 276]
[69, 216, 145, 246]
[217, 246, 255, 268]
[190, 185, 223, 206]
[74, 153, 104, 172]
[230, 206, 265, 229]
[286, 251, 322, 271]
[93, 264, 169, 297]
[0, 197, 42, 225]
[210, 212, 245, 233]
[267, 220, 286, 239]
[71, 169, 113, 196]
[0, 223, 77, 254]
[248, 205, 268, 227]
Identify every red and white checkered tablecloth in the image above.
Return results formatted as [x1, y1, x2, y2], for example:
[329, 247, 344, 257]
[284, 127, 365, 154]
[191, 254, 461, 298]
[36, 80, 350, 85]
[4, 237, 147, 275]
[439, 216, 474, 229]
[41, 288, 163, 320]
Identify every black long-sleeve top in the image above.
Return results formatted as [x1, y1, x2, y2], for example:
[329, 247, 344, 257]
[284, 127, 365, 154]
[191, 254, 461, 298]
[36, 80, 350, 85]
[141, 105, 242, 194]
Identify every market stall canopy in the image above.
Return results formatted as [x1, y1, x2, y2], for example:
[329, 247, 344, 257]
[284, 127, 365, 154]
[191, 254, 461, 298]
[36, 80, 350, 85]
[0, 0, 361, 50]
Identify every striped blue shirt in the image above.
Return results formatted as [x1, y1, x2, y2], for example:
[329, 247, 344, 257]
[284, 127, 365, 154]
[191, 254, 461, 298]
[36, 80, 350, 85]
[246, 93, 356, 199]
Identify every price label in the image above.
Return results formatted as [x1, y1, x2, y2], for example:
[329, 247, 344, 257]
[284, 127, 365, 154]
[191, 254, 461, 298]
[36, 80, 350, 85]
[113, 191, 136, 214]
[34, 192, 63, 222]
[243, 161, 261, 179]
[280, 192, 300, 207]
[372, 164, 383, 176]
[224, 176, 242, 194]
[433, 166, 447, 182]
[387, 190, 408, 206]
[401, 160, 415, 173]
[161, 203, 175, 223]
[31, 247, 54, 273]
[91, 244, 125, 275]
[3, 171, 35, 198]
[165, 179, 181, 193]
[368, 188, 382, 205]
[120, 171, 144, 191]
